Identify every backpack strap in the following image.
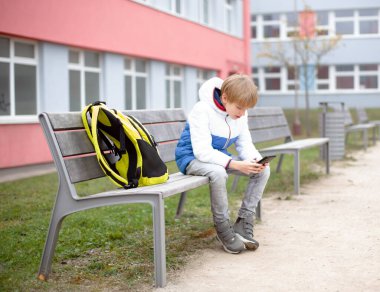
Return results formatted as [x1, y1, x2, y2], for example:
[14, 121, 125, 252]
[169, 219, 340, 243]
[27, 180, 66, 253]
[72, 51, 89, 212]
[126, 114, 158, 149]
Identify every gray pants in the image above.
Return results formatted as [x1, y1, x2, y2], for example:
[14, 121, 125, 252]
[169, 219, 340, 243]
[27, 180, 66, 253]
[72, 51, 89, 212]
[186, 159, 270, 224]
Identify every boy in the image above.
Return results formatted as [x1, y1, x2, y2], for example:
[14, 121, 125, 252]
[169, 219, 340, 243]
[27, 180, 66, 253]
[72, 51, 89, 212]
[175, 74, 270, 254]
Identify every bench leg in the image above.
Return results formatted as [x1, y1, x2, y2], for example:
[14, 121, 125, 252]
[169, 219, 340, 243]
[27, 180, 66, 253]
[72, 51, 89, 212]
[152, 196, 166, 288]
[256, 200, 261, 221]
[372, 127, 377, 145]
[38, 205, 65, 280]
[276, 154, 285, 173]
[325, 141, 330, 174]
[294, 152, 300, 195]
[363, 130, 368, 150]
[230, 175, 240, 192]
[175, 192, 187, 219]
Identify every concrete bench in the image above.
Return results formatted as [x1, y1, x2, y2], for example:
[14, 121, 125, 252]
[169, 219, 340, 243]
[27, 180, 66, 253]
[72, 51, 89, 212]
[356, 107, 380, 142]
[231, 107, 330, 199]
[37, 108, 209, 288]
[341, 108, 376, 150]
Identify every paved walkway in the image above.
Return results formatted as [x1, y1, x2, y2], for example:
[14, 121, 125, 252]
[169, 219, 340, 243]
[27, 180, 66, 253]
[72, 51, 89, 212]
[2, 145, 380, 291]
[0, 162, 56, 183]
[155, 143, 380, 292]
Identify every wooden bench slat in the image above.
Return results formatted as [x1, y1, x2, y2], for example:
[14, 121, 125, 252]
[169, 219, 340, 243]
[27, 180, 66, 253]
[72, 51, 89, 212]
[48, 109, 186, 130]
[144, 122, 185, 143]
[65, 155, 105, 183]
[250, 126, 290, 143]
[157, 142, 178, 163]
[55, 123, 185, 158]
[248, 115, 289, 130]
[249, 107, 285, 116]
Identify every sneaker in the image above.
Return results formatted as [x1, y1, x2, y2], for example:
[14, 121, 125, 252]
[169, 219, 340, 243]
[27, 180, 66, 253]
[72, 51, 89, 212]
[234, 216, 259, 251]
[215, 220, 245, 254]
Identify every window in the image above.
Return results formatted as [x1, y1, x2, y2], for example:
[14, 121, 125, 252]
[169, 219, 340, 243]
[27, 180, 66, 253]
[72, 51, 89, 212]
[335, 65, 354, 89]
[263, 14, 280, 39]
[68, 49, 101, 111]
[251, 67, 259, 90]
[334, 10, 354, 35]
[124, 57, 148, 110]
[251, 15, 257, 39]
[316, 65, 330, 90]
[197, 69, 215, 93]
[358, 9, 378, 35]
[316, 11, 329, 36]
[224, 0, 233, 33]
[165, 64, 183, 108]
[286, 12, 298, 37]
[359, 64, 378, 89]
[263, 67, 281, 91]
[0, 36, 37, 116]
[286, 66, 299, 90]
[170, 0, 183, 15]
[199, 0, 211, 25]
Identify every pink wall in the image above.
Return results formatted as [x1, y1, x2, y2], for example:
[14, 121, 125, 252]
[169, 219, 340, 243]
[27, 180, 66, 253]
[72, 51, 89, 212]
[0, 0, 249, 77]
[0, 124, 52, 168]
[0, 0, 251, 168]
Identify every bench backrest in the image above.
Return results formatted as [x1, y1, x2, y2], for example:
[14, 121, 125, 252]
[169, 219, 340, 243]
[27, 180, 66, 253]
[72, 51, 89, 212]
[356, 108, 369, 123]
[247, 107, 292, 143]
[40, 109, 186, 184]
[332, 107, 355, 126]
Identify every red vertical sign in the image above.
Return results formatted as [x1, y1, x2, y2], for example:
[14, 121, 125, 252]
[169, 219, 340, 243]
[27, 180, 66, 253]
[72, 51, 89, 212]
[299, 10, 316, 38]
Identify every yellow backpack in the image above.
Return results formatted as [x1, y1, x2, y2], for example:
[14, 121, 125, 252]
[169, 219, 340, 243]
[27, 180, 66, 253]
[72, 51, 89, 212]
[82, 101, 169, 188]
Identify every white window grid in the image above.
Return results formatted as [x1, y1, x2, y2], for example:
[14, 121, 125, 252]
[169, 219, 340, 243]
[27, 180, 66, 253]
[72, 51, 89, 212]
[124, 57, 149, 110]
[251, 67, 260, 90]
[334, 64, 355, 89]
[165, 64, 183, 108]
[0, 36, 39, 119]
[170, 0, 184, 16]
[262, 66, 282, 91]
[315, 65, 331, 91]
[252, 9, 380, 42]
[262, 14, 281, 40]
[358, 64, 379, 90]
[68, 49, 102, 110]
[224, 0, 233, 33]
[256, 64, 379, 94]
[285, 12, 299, 38]
[196, 69, 215, 92]
[199, 0, 211, 25]
[250, 15, 257, 39]
[358, 9, 379, 35]
[315, 11, 330, 36]
[286, 66, 300, 91]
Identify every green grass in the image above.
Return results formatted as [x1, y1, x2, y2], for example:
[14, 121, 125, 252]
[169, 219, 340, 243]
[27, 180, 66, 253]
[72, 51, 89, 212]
[1, 108, 379, 291]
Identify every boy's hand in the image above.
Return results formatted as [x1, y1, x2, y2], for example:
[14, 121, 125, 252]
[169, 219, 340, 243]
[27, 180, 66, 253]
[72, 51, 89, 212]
[229, 159, 267, 175]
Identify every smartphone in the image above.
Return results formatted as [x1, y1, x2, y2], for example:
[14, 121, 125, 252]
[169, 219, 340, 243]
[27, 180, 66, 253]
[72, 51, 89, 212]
[257, 155, 276, 164]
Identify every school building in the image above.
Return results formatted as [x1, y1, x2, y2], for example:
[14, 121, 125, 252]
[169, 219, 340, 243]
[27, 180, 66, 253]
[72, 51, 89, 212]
[0, 0, 251, 168]
[251, 0, 380, 109]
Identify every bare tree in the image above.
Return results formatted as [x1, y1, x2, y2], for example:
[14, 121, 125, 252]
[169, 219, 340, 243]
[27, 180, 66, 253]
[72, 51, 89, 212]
[257, 8, 341, 137]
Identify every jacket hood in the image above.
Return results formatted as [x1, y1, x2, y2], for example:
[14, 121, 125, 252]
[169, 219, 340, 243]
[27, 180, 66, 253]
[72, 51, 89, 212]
[198, 77, 226, 114]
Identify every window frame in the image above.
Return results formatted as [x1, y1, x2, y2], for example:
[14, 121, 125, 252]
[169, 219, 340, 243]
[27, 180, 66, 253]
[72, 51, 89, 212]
[124, 57, 149, 110]
[165, 64, 183, 108]
[224, 0, 233, 33]
[0, 36, 39, 122]
[263, 66, 282, 91]
[358, 64, 379, 90]
[68, 48, 102, 111]
[315, 65, 330, 92]
[199, 0, 211, 25]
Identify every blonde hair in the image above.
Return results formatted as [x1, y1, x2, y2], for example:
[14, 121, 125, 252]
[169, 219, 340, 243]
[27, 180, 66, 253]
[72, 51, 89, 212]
[221, 74, 258, 108]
